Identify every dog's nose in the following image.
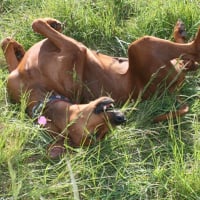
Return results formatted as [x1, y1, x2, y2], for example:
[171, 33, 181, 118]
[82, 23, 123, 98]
[113, 111, 126, 125]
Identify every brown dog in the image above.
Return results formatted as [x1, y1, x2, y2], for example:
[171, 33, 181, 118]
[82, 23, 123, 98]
[1, 19, 200, 136]
[3, 19, 200, 101]
[1, 37, 126, 159]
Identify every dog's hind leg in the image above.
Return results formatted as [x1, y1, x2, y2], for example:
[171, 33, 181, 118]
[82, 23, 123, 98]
[128, 26, 200, 75]
[152, 21, 197, 123]
[173, 20, 199, 71]
[153, 104, 189, 123]
[1, 37, 25, 72]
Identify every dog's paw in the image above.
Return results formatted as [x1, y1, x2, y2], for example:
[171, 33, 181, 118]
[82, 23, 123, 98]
[44, 18, 62, 32]
[1, 37, 12, 51]
[175, 19, 187, 40]
[177, 20, 187, 38]
[32, 18, 62, 33]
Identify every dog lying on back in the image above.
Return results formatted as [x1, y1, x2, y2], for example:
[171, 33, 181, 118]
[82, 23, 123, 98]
[2, 18, 200, 121]
[1, 19, 199, 156]
[1, 38, 126, 159]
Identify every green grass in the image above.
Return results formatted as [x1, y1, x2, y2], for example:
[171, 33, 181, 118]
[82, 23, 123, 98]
[1, 0, 200, 199]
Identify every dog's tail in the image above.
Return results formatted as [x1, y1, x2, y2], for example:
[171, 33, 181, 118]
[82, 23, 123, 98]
[153, 104, 189, 123]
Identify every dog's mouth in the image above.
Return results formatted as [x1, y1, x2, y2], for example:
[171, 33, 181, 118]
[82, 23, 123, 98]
[94, 98, 126, 125]
[94, 98, 115, 114]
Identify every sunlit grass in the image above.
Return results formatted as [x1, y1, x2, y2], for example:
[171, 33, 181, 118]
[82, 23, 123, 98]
[0, 0, 200, 199]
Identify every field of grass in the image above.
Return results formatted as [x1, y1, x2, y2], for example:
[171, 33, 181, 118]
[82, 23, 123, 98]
[1, 0, 200, 199]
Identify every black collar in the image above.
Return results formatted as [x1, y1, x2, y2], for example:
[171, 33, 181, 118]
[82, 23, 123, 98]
[32, 94, 71, 118]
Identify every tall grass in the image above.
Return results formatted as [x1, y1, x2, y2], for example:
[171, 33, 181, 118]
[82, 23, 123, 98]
[0, 0, 200, 199]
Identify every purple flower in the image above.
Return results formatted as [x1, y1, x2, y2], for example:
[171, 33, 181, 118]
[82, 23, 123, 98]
[38, 116, 47, 126]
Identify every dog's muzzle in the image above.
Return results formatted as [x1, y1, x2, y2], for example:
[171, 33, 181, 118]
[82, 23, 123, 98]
[93, 97, 126, 125]
[111, 110, 126, 125]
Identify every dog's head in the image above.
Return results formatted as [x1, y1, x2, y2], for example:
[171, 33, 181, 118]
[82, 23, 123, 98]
[67, 96, 126, 146]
